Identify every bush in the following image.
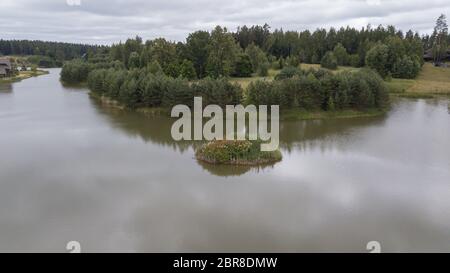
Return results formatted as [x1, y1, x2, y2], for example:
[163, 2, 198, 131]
[141, 73, 169, 107]
[285, 55, 301, 67]
[392, 55, 421, 79]
[321, 51, 338, 70]
[348, 54, 361, 67]
[366, 43, 390, 78]
[61, 59, 91, 83]
[247, 68, 389, 111]
[233, 54, 253, 77]
[192, 77, 243, 107]
[128, 52, 140, 69]
[87, 69, 107, 93]
[119, 78, 140, 108]
[147, 60, 164, 75]
[257, 61, 270, 77]
[333, 43, 349, 66]
[246, 80, 279, 106]
[275, 66, 302, 80]
[179, 59, 197, 80]
[196, 140, 282, 165]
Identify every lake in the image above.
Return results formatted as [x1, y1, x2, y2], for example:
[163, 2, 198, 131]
[0, 69, 449, 252]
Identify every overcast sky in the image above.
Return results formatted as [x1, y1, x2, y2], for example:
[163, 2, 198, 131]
[0, 0, 449, 45]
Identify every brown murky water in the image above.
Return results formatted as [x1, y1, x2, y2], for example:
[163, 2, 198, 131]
[0, 69, 449, 252]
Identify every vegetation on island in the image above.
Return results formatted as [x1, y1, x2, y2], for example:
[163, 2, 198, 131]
[195, 140, 282, 166]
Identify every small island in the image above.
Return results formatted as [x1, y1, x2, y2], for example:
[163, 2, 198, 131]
[196, 140, 282, 166]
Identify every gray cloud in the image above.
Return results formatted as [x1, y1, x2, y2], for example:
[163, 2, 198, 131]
[0, 0, 449, 44]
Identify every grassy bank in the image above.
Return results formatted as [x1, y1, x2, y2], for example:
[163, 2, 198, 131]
[231, 62, 450, 100]
[0, 70, 49, 84]
[196, 140, 282, 166]
[387, 63, 450, 98]
[280, 108, 388, 120]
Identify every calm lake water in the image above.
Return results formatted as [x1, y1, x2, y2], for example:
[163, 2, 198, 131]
[0, 69, 449, 252]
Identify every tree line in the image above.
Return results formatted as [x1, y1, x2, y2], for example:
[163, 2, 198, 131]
[85, 64, 388, 112]
[87, 67, 242, 109]
[247, 67, 389, 110]
[59, 18, 450, 113]
[61, 22, 431, 85]
[102, 23, 426, 79]
[0, 39, 106, 67]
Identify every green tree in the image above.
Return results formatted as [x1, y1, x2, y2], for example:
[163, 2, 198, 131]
[128, 52, 140, 69]
[123, 36, 143, 67]
[392, 55, 421, 79]
[147, 60, 163, 75]
[333, 43, 348, 66]
[348, 54, 361, 67]
[385, 36, 406, 71]
[141, 73, 168, 107]
[185, 31, 210, 78]
[119, 78, 140, 108]
[179, 59, 197, 80]
[245, 43, 269, 75]
[148, 38, 178, 73]
[257, 61, 270, 77]
[321, 51, 338, 70]
[60, 59, 91, 83]
[165, 62, 181, 78]
[275, 66, 301, 80]
[139, 47, 152, 68]
[234, 53, 253, 77]
[206, 26, 241, 78]
[432, 14, 448, 64]
[366, 43, 389, 78]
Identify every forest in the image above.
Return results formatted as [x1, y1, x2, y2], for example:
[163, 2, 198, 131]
[60, 15, 448, 112]
[0, 40, 106, 67]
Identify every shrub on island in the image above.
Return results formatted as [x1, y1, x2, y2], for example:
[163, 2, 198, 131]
[195, 140, 282, 166]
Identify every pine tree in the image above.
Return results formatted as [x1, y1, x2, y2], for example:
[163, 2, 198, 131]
[432, 14, 448, 64]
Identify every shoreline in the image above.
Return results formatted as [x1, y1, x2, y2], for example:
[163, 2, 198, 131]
[0, 70, 49, 84]
[89, 91, 389, 121]
[195, 154, 282, 166]
[195, 140, 283, 166]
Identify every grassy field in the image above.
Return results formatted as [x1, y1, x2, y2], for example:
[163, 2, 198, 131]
[300, 63, 360, 73]
[387, 63, 450, 97]
[230, 64, 362, 89]
[230, 62, 450, 99]
[229, 69, 280, 89]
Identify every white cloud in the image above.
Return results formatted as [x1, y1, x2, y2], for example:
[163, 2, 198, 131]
[0, 0, 449, 44]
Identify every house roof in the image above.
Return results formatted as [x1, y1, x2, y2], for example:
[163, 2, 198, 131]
[423, 48, 450, 60]
[0, 66, 7, 75]
[0, 58, 12, 69]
